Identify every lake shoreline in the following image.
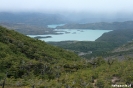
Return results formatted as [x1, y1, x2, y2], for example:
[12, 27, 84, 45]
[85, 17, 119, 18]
[28, 29, 112, 42]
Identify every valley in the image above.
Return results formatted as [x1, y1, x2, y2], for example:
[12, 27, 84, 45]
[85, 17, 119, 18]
[1, 22, 133, 87]
[0, 12, 133, 88]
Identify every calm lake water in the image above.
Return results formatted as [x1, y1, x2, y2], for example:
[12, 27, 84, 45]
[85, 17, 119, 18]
[28, 29, 112, 42]
[28, 24, 112, 42]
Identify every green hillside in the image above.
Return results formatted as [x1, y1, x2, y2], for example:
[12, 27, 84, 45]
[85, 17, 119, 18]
[113, 41, 133, 53]
[0, 26, 82, 87]
[108, 40, 133, 59]
[96, 29, 133, 44]
[49, 41, 119, 58]
[0, 26, 133, 88]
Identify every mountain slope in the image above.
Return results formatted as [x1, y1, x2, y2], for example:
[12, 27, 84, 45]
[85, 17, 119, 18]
[112, 40, 133, 56]
[1, 26, 133, 88]
[96, 29, 133, 44]
[0, 26, 81, 81]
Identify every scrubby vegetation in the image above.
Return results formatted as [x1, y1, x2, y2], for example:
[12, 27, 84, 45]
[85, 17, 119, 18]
[49, 41, 120, 58]
[0, 26, 133, 88]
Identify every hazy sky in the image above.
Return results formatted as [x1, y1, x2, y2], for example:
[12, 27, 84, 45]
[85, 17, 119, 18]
[0, 0, 133, 14]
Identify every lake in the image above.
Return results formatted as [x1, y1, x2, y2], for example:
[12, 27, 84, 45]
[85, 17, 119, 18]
[28, 24, 112, 42]
[28, 29, 112, 42]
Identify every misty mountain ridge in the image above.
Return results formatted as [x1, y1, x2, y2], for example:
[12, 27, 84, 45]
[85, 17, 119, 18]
[56, 21, 133, 30]
[0, 12, 133, 25]
[0, 12, 67, 26]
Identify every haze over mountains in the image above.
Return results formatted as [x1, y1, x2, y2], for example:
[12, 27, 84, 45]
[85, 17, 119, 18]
[0, 12, 133, 25]
[0, 0, 133, 25]
[1, 0, 133, 87]
[0, 12, 133, 35]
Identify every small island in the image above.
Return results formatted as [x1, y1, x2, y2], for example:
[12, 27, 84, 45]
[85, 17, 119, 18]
[34, 36, 52, 39]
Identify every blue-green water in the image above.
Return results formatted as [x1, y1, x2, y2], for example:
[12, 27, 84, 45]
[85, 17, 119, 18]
[28, 29, 112, 42]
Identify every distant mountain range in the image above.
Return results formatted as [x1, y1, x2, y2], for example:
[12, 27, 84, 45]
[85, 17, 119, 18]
[56, 21, 133, 30]
[0, 12, 133, 27]
[0, 12, 67, 26]
[0, 12, 133, 35]
[0, 22, 57, 35]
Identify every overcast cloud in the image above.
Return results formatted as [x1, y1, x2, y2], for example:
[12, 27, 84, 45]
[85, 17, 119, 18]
[0, 0, 133, 14]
